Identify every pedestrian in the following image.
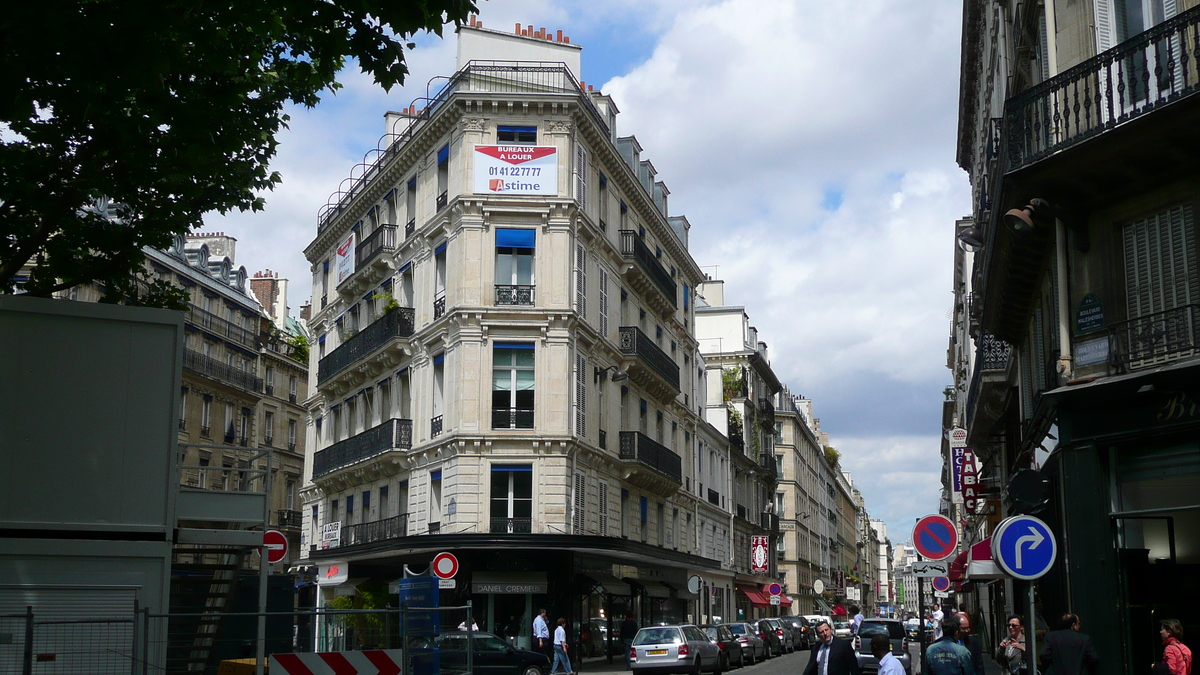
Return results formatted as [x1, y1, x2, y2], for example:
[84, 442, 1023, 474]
[925, 617, 975, 675]
[534, 608, 551, 658]
[953, 612, 984, 675]
[996, 614, 1027, 675]
[851, 606, 864, 636]
[1039, 614, 1100, 675]
[802, 620, 862, 675]
[457, 617, 480, 631]
[1160, 619, 1192, 675]
[551, 617, 573, 675]
[872, 633, 905, 675]
[932, 604, 946, 641]
[620, 614, 639, 670]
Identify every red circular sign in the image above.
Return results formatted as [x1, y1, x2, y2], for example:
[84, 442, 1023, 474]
[262, 530, 288, 563]
[912, 514, 959, 561]
[766, 583, 782, 596]
[432, 551, 459, 579]
[931, 576, 951, 592]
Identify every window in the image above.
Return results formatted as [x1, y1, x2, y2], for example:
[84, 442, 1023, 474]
[657, 502, 665, 546]
[286, 480, 296, 510]
[574, 145, 588, 209]
[598, 482, 609, 535]
[598, 266, 609, 336]
[289, 375, 298, 401]
[224, 403, 235, 442]
[362, 490, 372, 521]
[497, 125, 537, 144]
[575, 243, 587, 317]
[346, 494, 354, 524]
[429, 471, 443, 525]
[263, 411, 274, 445]
[575, 353, 586, 437]
[436, 144, 449, 208]
[495, 229, 535, 306]
[288, 418, 298, 450]
[1121, 203, 1198, 367]
[432, 354, 445, 434]
[180, 387, 188, 429]
[492, 344, 534, 429]
[330, 499, 339, 524]
[621, 488, 630, 538]
[598, 173, 608, 230]
[380, 485, 390, 518]
[573, 471, 586, 534]
[265, 366, 275, 395]
[434, 243, 447, 317]
[639, 496, 648, 542]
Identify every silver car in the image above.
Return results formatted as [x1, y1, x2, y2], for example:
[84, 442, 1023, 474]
[722, 622, 766, 664]
[853, 619, 912, 675]
[631, 624, 723, 675]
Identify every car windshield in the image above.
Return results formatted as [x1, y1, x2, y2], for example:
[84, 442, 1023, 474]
[705, 627, 719, 639]
[727, 624, 747, 635]
[835, 622, 851, 629]
[635, 628, 682, 645]
[860, 622, 905, 639]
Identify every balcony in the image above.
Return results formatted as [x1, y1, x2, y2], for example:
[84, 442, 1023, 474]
[338, 513, 410, 547]
[1109, 303, 1200, 372]
[758, 453, 777, 476]
[490, 517, 533, 534]
[618, 431, 682, 494]
[495, 285, 535, 306]
[184, 304, 259, 352]
[434, 294, 446, 319]
[337, 226, 399, 299]
[184, 349, 264, 393]
[431, 415, 443, 437]
[316, 308, 415, 392]
[436, 191, 448, 212]
[758, 397, 775, 426]
[761, 512, 780, 533]
[356, 224, 398, 269]
[492, 407, 534, 430]
[965, 331, 1013, 442]
[618, 230, 677, 315]
[277, 509, 303, 529]
[405, 218, 416, 240]
[311, 418, 412, 481]
[618, 326, 680, 401]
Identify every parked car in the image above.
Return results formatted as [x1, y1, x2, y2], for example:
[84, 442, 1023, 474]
[853, 619, 912, 675]
[834, 621, 853, 638]
[702, 624, 743, 670]
[780, 616, 809, 649]
[903, 619, 920, 641]
[430, 631, 550, 675]
[631, 624, 723, 675]
[575, 619, 606, 657]
[722, 622, 766, 665]
[803, 614, 833, 630]
[762, 618, 796, 653]
[755, 619, 784, 657]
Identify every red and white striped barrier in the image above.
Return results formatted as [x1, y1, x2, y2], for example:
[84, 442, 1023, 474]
[269, 650, 403, 675]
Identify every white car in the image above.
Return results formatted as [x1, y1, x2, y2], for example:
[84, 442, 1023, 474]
[631, 625, 723, 675]
[803, 614, 832, 628]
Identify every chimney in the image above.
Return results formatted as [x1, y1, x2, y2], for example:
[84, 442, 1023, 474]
[299, 302, 311, 322]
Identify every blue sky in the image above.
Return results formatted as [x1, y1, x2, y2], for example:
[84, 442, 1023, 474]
[208, 0, 967, 546]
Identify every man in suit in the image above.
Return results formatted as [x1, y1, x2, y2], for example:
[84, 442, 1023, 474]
[803, 620, 862, 675]
[1040, 614, 1100, 675]
[954, 612, 984, 675]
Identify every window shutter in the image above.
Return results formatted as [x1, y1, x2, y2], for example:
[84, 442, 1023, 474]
[598, 266, 609, 337]
[598, 481, 609, 535]
[1094, 0, 1114, 51]
[575, 243, 587, 317]
[573, 471, 586, 534]
[1124, 203, 1197, 317]
[575, 145, 588, 210]
[575, 353, 587, 437]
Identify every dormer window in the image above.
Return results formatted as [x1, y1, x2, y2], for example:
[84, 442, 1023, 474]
[497, 125, 537, 144]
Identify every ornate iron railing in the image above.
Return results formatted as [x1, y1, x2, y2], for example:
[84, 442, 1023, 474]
[618, 230, 677, 307]
[758, 397, 775, 424]
[184, 304, 259, 351]
[1109, 303, 1200, 371]
[491, 407, 534, 430]
[436, 191, 448, 212]
[355, 224, 397, 269]
[618, 431, 682, 484]
[758, 453, 777, 475]
[311, 418, 413, 479]
[317, 308, 415, 384]
[431, 415, 444, 437]
[183, 349, 264, 393]
[1006, 5, 1200, 170]
[495, 285, 535, 306]
[489, 517, 533, 534]
[979, 330, 1013, 370]
[761, 512, 780, 532]
[434, 294, 446, 319]
[405, 218, 416, 239]
[618, 326, 680, 390]
[277, 510, 303, 529]
[340, 513, 410, 547]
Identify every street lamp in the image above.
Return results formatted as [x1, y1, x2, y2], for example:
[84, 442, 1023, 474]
[594, 365, 629, 384]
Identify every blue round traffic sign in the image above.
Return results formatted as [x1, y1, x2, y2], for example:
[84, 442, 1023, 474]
[912, 514, 959, 561]
[991, 516, 1057, 580]
[931, 577, 951, 592]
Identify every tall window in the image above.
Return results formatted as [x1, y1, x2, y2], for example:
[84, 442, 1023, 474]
[224, 403, 235, 442]
[574, 353, 586, 437]
[492, 344, 534, 429]
[639, 496, 648, 542]
[432, 354, 445, 435]
[265, 366, 274, 395]
[495, 229, 535, 306]
[1122, 203, 1198, 367]
[436, 144, 449, 209]
[434, 243, 447, 318]
[288, 418, 297, 450]
[429, 471, 443, 527]
[573, 471, 586, 534]
[406, 178, 417, 231]
[263, 411, 274, 445]
[575, 244, 587, 317]
[621, 488, 629, 538]
[379, 485, 390, 518]
[201, 396, 212, 436]
[346, 494, 354, 525]
[490, 465, 533, 533]
[598, 482, 609, 535]
[574, 145, 588, 210]
[598, 267, 609, 337]
[497, 125, 537, 144]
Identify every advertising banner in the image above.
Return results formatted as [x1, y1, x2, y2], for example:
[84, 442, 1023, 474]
[473, 145, 558, 195]
[949, 427, 968, 503]
[750, 535, 770, 574]
[335, 232, 355, 285]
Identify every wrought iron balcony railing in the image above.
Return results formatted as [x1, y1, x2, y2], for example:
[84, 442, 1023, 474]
[489, 517, 533, 534]
[491, 407, 534, 430]
[1109, 303, 1200, 372]
[277, 509, 303, 529]
[184, 304, 259, 351]
[618, 230, 677, 307]
[618, 431, 682, 484]
[979, 330, 1013, 370]
[495, 285, 535, 306]
[311, 418, 413, 479]
[1006, 4, 1200, 170]
[436, 191, 448, 212]
[758, 397, 775, 425]
[434, 294, 446, 319]
[618, 326, 680, 390]
[758, 453, 777, 476]
[317, 308, 415, 384]
[355, 223, 398, 269]
[184, 349, 264, 393]
[761, 512, 780, 532]
[340, 513, 410, 547]
[405, 218, 416, 239]
[431, 415, 444, 437]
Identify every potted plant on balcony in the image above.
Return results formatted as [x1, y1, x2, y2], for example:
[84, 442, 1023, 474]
[722, 367, 744, 402]
[371, 291, 402, 315]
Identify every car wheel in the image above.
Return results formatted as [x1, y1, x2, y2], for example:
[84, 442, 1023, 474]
[692, 657, 703, 675]
[714, 653, 725, 675]
[521, 667, 543, 675]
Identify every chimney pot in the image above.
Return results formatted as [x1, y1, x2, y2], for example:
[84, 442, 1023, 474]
[557, 29, 563, 42]
[588, 85, 594, 91]
[477, 21, 482, 27]
[515, 22, 521, 34]
[563, 36, 570, 43]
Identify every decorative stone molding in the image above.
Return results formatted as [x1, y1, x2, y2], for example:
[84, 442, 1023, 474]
[461, 117, 485, 132]
[546, 119, 573, 134]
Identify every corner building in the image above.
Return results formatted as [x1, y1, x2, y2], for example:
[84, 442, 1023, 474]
[299, 21, 763, 648]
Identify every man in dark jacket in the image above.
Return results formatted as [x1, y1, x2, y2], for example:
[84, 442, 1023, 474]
[1040, 614, 1100, 675]
[803, 621, 862, 675]
[954, 612, 984, 675]
[620, 615, 639, 669]
[926, 618, 975, 675]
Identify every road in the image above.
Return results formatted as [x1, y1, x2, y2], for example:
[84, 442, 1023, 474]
[583, 641, 924, 675]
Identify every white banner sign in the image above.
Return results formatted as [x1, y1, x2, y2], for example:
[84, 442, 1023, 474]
[473, 145, 558, 195]
[321, 521, 342, 544]
[335, 233, 355, 285]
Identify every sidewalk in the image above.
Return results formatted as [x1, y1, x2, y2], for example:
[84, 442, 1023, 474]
[578, 654, 632, 673]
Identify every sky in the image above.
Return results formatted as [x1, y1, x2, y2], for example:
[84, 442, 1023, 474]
[206, 0, 969, 546]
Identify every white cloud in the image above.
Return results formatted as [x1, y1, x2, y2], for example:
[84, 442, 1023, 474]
[834, 435, 944, 541]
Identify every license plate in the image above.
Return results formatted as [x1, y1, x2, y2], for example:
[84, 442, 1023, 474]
[648, 649, 668, 655]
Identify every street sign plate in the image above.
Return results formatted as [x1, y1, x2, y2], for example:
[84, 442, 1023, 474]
[991, 515, 1057, 580]
[912, 514, 958, 561]
[931, 577, 951, 592]
[439, 578, 456, 589]
[770, 595, 781, 605]
[911, 561, 949, 577]
[934, 591, 950, 598]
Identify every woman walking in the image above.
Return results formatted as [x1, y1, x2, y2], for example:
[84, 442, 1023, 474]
[1160, 619, 1192, 675]
[551, 617, 574, 675]
[996, 614, 1027, 675]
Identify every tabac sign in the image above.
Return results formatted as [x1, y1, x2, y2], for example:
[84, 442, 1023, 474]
[473, 145, 558, 195]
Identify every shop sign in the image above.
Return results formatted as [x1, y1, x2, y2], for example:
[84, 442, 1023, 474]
[471, 582, 548, 594]
[750, 535, 770, 574]
[335, 233, 355, 285]
[1074, 337, 1109, 367]
[961, 449, 979, 512]
[1076, 293, 1105, 333]
[473, 145, 558, 195]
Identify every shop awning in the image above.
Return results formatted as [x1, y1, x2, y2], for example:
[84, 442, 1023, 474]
[638, 580, 671, 598]
[949, 549, 969, 582]
[966, 538, 1005, 579]
[815, 597, 834, 614]
[742, 588, 771, 608]
[664, 582, 697, 600]
[585, 573, 632, 597]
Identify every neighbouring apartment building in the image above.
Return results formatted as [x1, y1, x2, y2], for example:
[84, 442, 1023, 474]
[298, 19, 785, 643]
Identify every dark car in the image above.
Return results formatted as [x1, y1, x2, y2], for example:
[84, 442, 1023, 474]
[755, 619, 784, 657]
[852, 619, 912, 675]
[431, 631, 550, 675]
[782, 616, 811, 649]
[702, 624, 743, 670]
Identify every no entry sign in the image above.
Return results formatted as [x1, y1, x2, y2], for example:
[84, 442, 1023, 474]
[262, 530, 288, 564]
[432, 551, 459, 579]
[912, 514, 958, 561]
